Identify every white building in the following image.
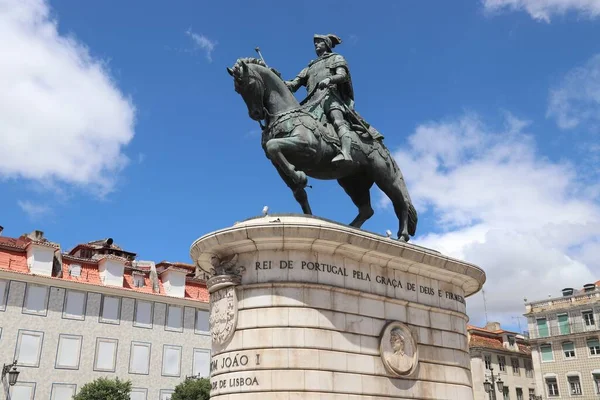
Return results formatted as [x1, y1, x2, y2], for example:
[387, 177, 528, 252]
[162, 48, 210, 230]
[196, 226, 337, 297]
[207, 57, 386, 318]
[469, 322, 538, 400]
[0, 230, 211, 400]
[525, 282, 600, 399]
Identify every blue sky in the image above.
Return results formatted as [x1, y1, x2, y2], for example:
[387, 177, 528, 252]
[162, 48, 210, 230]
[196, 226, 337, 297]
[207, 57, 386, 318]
[1, 0, 600, 330]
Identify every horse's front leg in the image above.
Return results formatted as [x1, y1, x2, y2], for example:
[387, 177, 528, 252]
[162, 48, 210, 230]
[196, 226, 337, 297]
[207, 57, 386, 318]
[271, 161, 312, 215]
[265, 136, 311, 188]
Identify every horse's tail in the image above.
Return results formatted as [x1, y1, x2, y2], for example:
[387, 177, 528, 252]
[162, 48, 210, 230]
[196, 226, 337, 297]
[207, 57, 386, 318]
[407, 202, 418, 237]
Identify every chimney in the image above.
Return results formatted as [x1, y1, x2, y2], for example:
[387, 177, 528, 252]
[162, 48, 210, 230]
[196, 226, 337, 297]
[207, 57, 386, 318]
[485, 321, 501, 331]
[27, 230, 44, 241]
[0, 225, 3, 235]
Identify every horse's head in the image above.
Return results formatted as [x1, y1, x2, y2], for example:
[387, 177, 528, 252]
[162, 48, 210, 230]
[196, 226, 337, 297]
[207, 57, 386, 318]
[227, 59, 265, 121]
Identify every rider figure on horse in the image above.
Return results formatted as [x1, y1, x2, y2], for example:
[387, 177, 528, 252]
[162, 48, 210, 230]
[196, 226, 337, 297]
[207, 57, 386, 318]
[285, 34, 358, 165]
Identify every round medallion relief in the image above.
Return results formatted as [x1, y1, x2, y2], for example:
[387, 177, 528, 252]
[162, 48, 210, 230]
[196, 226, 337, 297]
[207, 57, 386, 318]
[379, 321, 419, 376]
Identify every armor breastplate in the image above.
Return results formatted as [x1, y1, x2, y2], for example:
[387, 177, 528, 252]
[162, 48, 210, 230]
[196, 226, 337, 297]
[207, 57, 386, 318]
[306, 57, 334, 95]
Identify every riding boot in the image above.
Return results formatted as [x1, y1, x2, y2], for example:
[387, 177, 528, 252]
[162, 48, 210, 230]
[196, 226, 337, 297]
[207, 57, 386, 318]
[332, 127, 353, 164]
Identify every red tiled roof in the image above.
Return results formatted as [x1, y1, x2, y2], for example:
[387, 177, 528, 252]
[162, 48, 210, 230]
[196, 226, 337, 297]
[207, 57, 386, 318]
[0, 236, 28, 250]
[185, 280, 210, 302]
[0, 235, 208, 303]
[469, 334, 532, 356]
[0, 248, 28, 273]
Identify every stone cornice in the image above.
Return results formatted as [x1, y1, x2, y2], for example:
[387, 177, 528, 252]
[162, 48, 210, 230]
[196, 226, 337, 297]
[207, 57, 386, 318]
[190, 214, 486, 297]
[0, 269, 209, 309]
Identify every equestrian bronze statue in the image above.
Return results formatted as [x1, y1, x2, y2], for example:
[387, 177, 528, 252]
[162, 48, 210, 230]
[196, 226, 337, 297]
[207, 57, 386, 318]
[227, 34, 418, 242]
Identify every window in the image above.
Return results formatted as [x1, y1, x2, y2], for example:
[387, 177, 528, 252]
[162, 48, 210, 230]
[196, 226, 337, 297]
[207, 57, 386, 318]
[132, 273, 145, 288]
[0, 279, 8, 311]
[511, 358, 520, 375]
[508, 335, 515, 346]
[68, 264, 81, 277]
[51, 383, 76, 400]
[524, 360, 533, 378]
[130, 388, 148, 400]
[558, 313, 570, 335]
[129, 342, 151, 375]
[159, 390, 174, 400]
[516, 388, 523, 400]
[583, 310, 595, 327]
[568, 375, 582, 395]
[94, 338, 118, 372]
[162, 345, 182, 376]
[195, 309, 209, 334]
[10, 382, 36, 399]
[498, 355, 506, 372]
[594, 373, 600, 395]
[528, 389, 536, 398]
[62, 290, 86, 320]
[502, 386, 509, 400]
[22, 284, 48, 315]
[546, 377, 559, 397]
[484, 354, 492, 369]
[133, 300, 153, 328]
[193, 349, 210, 377]
[166, 305, 183, 332]
[537, 318, 549, 337]
[588, 338, 600, 356]
[15, 330, 44, 367]
[99, 295, 120, 324]
[540, 344, 554, 362]
[562, 341, 575, 358]
[55, 334, 82, 369]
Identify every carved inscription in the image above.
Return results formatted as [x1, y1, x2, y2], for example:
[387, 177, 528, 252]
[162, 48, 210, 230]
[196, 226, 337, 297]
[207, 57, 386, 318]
[255, 259, 465, 304]
[210, 352, 261, 392]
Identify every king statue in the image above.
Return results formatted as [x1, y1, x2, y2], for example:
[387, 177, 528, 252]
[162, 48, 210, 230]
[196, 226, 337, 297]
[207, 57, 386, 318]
[285, 33, 382, 165]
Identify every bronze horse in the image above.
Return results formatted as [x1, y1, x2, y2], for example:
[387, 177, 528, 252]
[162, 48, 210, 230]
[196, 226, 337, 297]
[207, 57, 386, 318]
[227, 58, 417, 241]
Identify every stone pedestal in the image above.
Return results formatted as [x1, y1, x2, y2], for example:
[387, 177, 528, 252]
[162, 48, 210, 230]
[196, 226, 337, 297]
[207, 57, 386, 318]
[190, 215, 485, 400]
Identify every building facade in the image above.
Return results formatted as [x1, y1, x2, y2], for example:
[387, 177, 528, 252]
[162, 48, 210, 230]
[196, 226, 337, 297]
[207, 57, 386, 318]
[469, 322, 538, 400]
[0, 229, 210, 400]
[525, 282, 600, 399]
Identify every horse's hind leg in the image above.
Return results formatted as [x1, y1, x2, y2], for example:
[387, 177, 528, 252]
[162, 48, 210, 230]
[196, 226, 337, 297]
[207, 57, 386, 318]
[337, 172, 374, 229]
[372, 161, 411, 242]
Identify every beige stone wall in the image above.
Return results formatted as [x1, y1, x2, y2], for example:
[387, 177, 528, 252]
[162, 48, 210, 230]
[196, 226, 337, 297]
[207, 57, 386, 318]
[0, 276, 211, 399]
[210, 282, 472, 399]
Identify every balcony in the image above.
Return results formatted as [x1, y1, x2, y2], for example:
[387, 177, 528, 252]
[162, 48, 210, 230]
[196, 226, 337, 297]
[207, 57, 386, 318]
[527, 322, 599, 339]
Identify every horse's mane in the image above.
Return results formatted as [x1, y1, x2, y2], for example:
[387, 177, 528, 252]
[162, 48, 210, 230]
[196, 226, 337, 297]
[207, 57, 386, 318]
[234, 57, 283, 80]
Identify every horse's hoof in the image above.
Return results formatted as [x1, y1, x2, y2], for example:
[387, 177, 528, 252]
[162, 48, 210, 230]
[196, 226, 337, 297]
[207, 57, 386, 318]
[398, 234, 409, 243]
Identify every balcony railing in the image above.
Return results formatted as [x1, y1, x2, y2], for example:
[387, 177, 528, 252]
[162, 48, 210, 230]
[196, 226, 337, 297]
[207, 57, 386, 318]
[527, 321, 599, 339]
[525, 289, 600, 311]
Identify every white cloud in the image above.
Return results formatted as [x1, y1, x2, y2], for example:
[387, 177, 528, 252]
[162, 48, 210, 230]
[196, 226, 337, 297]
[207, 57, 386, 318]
[17, 200, 51, 219]
[186, 29, 217, 62]
[391, 113, 600, 327]
[547, 54, 600, 130]
[0, 0, 136, 196]
[482, 0, 600, 22]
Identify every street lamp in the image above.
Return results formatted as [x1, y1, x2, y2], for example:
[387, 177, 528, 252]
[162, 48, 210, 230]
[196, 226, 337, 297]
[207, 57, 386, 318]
[483, 367, 504, 400]
[1, 360, 20, 386]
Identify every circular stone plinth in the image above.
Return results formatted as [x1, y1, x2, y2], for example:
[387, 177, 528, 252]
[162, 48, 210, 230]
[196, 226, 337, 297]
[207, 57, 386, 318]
[190, 214, 485, 400]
